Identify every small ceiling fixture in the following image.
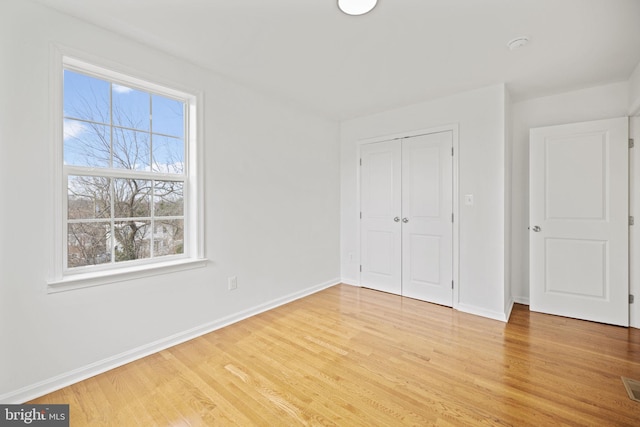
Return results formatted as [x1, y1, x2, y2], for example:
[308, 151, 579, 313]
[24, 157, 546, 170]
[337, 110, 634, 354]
[507, 36, 530, 50]
[338, 0, 378, 16]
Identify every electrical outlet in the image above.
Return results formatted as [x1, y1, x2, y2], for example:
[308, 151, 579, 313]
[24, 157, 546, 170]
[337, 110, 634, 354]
[228, 276, 237, 290]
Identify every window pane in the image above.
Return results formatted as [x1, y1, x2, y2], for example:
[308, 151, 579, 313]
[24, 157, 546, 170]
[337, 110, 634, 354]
[112, 85, 150, 131]
[112, 127, 150, 170]
[64, 70, 110, 124]
[152, 135, 184, 174]
[155, 181, 184, 216]
[64, 120, 111, 167]
[61, 62, 196, 274]
[114, 221, 150, 262]
[114, 179, 151, 218]
[152, 95, 184, 137]
[154, 219, 184, 256]
[68, 176, 111, 219]
[68, 222, 111, 268]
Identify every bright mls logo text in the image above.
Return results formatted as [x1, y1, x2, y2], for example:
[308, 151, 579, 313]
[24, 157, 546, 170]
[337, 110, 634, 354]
[1, 405, 68, 426]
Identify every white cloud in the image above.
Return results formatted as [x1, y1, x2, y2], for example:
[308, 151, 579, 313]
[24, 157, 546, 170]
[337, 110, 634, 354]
[154, 162, 185, 174]
[113, 84, 133, 94]
[64, 120, 88, 140]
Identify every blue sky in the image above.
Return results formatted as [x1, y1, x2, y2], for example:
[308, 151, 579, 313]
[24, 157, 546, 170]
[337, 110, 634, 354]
[63, 69, 185, 174]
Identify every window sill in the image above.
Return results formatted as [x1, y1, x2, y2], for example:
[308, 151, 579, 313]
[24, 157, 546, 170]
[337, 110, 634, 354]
[47, 258, 208, 293]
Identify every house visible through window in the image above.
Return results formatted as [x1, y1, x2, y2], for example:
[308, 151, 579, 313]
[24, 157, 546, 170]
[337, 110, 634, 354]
[61, 60, 196, 274]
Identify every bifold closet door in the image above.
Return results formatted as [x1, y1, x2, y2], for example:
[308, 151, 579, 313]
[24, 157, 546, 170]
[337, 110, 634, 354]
[360, 131, 453, 306]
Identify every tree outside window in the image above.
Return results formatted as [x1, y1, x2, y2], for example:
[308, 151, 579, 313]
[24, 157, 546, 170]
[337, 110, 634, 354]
[63, 68, 187, 270]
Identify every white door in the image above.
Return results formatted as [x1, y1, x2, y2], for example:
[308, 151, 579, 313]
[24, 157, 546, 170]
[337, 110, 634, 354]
[360, 131, 453, 306]
[530, 117, 629, 326]
[360, 140, 402, 294]
[402, 132, 453, 306]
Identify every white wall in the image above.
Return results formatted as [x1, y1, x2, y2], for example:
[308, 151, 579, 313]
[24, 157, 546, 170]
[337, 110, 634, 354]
[510, 82, 629, 307]
[340, 84, 510, 321]
[629, 62, 640, 113]
[504, 89, 513, 315]
[0, 0, 340, 402]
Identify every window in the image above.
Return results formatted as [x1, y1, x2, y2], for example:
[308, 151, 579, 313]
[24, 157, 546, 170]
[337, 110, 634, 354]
[49, 54, 203, 291]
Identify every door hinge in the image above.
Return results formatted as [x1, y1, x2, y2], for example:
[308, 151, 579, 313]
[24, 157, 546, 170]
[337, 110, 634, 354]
[359, 158, 362, 166]
[451, 147, 454, 156]
[451, 280, 454, 289]
[630, 294, 635, 304]
[630, 138, 635, 149]
[451, 213, 454, 223]
[360, 211, 362, 219]
[359, 265, 362, 272]
[630, 216, 635, 226]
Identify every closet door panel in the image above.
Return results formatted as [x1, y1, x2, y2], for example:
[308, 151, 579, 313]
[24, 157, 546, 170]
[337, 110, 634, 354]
[401, 132, 453, 306]
[360, 140, 402, 294]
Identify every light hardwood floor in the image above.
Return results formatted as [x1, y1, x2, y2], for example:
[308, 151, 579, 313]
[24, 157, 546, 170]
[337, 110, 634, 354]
[31, 284, 640, 426]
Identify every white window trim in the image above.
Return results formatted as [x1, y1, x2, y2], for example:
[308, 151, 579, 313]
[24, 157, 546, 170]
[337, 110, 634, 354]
[47, 45, 205, 293]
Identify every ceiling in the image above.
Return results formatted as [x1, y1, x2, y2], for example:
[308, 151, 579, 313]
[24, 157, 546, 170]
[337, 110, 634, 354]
[33, 0, 640, 120]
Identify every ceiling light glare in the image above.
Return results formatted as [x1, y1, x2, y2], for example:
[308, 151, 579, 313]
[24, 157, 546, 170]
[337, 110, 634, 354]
[338, 0, 378, 16]
[507, 36, 530, 50]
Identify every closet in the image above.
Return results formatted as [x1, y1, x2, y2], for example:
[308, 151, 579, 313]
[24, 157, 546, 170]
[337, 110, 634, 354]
[359, 131, 454, 306]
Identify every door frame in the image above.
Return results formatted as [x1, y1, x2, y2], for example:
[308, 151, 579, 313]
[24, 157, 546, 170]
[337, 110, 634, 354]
[631, 113, 640, 329]
[356, 123, 460, 308]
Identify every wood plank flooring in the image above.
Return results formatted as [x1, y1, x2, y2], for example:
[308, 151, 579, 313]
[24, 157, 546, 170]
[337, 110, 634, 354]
[30, 284, 640, 426]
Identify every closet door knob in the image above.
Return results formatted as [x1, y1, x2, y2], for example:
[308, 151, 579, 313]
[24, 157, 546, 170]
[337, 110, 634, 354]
[393, 217, 400, 222]
[402, 218, 409, 223]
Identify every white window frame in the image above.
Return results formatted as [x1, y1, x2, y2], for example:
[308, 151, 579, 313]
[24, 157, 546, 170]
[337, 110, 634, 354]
[47, 46, 205, 293]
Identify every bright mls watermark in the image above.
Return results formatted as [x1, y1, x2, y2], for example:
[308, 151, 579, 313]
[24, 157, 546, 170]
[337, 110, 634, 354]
[0, 405, 68, 426]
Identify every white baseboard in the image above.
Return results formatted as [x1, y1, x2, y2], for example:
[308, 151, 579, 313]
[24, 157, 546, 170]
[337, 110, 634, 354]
[339, 279, 360, 287]
[456, 302, 510, 323]
[504, 297, 515, 322]
[344, 280, 514, 322]
[1, 278, 340, 404]
[513, 296, 530, 305]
